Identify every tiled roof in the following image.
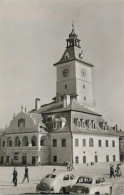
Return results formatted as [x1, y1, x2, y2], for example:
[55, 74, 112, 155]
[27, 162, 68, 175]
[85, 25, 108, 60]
[71, 126, 119, 136]
[42, 100, 102, 117]
[53, 46, 94, 67]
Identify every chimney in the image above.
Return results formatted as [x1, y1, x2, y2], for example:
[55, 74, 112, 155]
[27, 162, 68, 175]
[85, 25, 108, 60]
[35, 98, 41, 110]
[115, 124, 118, 131]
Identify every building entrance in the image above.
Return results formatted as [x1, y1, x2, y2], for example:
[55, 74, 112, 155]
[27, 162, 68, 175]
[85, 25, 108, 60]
[32, 156, 36, 165]
[22, 156, 27, 165]
[1, 157, 4, 165]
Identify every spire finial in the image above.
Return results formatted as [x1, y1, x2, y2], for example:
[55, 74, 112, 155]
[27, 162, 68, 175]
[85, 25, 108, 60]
[72, 20, 74, 31]
[21, 105, 23, 111]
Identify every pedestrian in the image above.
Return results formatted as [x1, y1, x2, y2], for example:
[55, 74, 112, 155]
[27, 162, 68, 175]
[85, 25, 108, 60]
[67, 162, 70, 171]
[21, 165, 29, 183]
[110, 164, 115, 178]
[12, 167, 17, 187]
[116, 164, 122, 177]
[53, 168, 56, 172]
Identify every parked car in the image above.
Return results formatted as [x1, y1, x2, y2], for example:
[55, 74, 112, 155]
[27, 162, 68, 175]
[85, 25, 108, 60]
[70, 175, 112, 195]
[36, 170, 77, 194]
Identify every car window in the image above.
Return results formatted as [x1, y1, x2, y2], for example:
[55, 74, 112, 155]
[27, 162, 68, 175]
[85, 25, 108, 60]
[45, 174, 56, 178]
[100, 177, 105, 183]
[77, 177, 93, 184]
[70, 174, 75, 180]
[96, 178, 101, 184]
[63, 174, 69, 180]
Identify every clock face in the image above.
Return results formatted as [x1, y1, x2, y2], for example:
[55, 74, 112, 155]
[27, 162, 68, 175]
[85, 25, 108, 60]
[81, 69, 86, 77]
[63, 69, 69, 77]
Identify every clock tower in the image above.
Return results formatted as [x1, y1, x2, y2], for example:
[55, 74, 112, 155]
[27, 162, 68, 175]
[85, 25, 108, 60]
[53, 24, 94, 110]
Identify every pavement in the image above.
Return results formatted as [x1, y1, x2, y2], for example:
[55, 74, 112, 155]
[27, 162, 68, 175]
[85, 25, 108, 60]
[0, 163, 124, 195]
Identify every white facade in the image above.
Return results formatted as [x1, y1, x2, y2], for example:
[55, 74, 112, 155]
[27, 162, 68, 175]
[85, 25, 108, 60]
[72, 133, 119, 164]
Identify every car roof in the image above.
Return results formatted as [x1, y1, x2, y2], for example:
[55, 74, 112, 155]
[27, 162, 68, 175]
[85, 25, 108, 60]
[46, 170, 75, 177]
[78, 175, 104, 179]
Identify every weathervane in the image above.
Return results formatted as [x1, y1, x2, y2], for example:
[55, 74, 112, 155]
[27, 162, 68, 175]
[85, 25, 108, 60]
[72, 20, 74, 31]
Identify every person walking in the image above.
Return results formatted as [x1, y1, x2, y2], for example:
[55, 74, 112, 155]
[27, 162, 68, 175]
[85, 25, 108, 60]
[22, 165, 29, 183]
[12, 167, 18, 187]
[110, 164, 115, 178]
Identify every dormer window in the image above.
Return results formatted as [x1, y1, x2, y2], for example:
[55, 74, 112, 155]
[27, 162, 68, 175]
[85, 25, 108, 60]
[74, 118, 78, 126]
[53, 122, 57, 129]
[65, 52, 70, 60]
[18, 119, 25, 128]
[86, 120, 90, 128]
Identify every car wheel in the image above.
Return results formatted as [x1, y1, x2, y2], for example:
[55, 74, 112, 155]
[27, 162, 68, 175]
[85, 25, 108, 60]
[94, 192, 100, 195]
[59, 187, 66, 194]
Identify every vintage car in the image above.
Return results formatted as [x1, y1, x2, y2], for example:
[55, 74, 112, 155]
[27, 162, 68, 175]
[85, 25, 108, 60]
[70, 175, 112, 195]
[36, 170, 77, 194]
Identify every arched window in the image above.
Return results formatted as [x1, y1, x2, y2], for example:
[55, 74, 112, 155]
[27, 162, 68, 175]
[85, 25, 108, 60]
[18, 118, 25, 128]
[7, 137, 12, 147]
[23, 136, 28, 146]
[15, 137, 20, 147]
[89, 138, 94, 147]
[31, 136, 37, 146]
[40, 136, 47, 146]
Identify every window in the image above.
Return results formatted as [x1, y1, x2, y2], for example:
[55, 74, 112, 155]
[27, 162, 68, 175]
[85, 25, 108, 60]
[84, 96, 86, 100]
[65, 85, 67, 89]
[113, 155, 116, 162]
[75, 156, 79, 164]
[98, 140, 102, 147]
[83, 85, 85, 89]
[60, 121, 62, 128]
[82, 139, 86, 147]
[83, 121, 85, 128]
[53, 139, 57, 147]
[74, 118, 78, 126]
[70, 174, 75, 180]
[6, 156, 10, 163]
[63, 175, 69, 180]
[53, 122, 57, 129]
[106, 140, 109, 147]
[40, 136, 47, 146]
[53, 156, 57, 162]
[89, 138, 94, 147]
[14, 156, 18, 160]
[75, 139, 79, 147]
[2, 141, 5, 148]
[15, 137, 20, 147]
[62, 139, 66, 147]
[94, 123, 96, 129]
[31, 136, 37, 146]
[106, 155, 109, 162]
[61, 95, 64, 101]
[78, 120, 80, 127]
[112, 140, 115, 147]
[83, 156, 86, 164]
[23, 136, 28, 146]
[18, 118, 25, 128]
[7, 137, 12, 147]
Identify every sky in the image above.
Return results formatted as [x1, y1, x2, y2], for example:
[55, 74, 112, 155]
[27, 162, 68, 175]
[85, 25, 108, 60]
[0, 0, 124, 129]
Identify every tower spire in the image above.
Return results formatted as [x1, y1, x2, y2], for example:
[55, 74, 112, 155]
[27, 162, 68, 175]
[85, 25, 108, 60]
[72, 20, 74, 31]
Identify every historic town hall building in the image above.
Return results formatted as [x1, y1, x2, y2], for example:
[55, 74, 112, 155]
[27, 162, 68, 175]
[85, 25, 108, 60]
[0, 25, 120, 166]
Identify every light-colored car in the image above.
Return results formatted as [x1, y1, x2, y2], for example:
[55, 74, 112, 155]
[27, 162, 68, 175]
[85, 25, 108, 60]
[36, 170, 77, 194]
[71, 175, 112, 195]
